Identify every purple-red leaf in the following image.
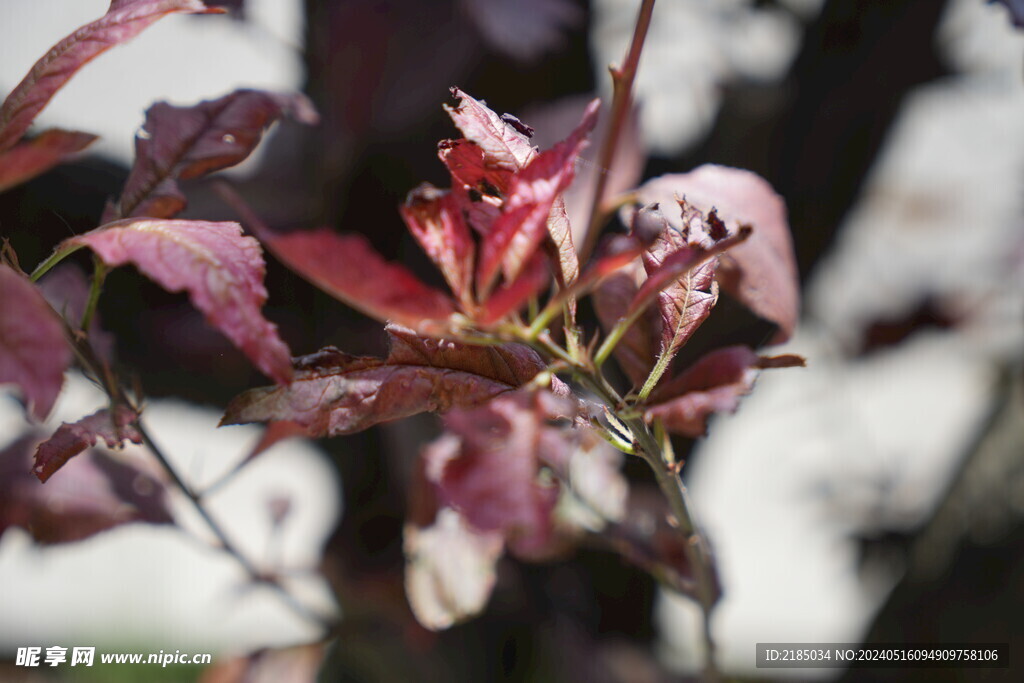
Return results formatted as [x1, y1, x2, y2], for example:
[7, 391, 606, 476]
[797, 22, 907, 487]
[399, 184, 475, 306]
[1, 434, 171, 544]
[476, 252, 550, 327]
[0, 264, 72, 420]
[424, 389, 575, 556]
[64, 219, 292, 384]
[404, 506, 504, 631]
[32, 406, 142, 483]
[221, 325, 547, 436]
[438, 138, 514, 200]
[593, 260, 657, 387]
[641, 201, 723, 383]
[641, 346, 805, 437]
[257, 228, 456, 333]
[0, 0, 221, 152]
[633, 166, 799, 343]
[476, 100, 598, 294]
[0, 129, 97, 193]
[444, 88, 536, 174]
[545, 195, 580, 293]
[107, 89, 318, 221]
[627, 225, 751, 322]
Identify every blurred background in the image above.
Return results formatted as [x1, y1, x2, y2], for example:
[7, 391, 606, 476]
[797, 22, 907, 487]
[1, 0, 1022, 680]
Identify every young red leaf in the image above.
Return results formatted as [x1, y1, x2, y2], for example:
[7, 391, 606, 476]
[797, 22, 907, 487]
[399, 184, 475, 306]
[438, 138, 514, 199]
[257, 228, 455, 333]
[639, 201, 724, 388]
[222, 325, 547, 436]
[0, 0, 221, 152]
[544, 195, 580, 293]
[476, 100, 599, 294]
[641, 345, 799, 437]
[0, 264, 72, 421]
[32, 406, 142, 483]
[0, 129, 97, 192]
[64, 219, 293, 384]
[404, 506, 504, 631]
[633, 166, 800, 343]
[627, 225, 751, 323]
[444, 88, 536, 173]
[1, 434, 172, 544]
[425, 389, 575, 556]
[106, 89, 318, 221]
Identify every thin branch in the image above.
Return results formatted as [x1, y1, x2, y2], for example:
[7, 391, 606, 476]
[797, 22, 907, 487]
[136, 421, 337, 634]
[580, 0, 657, 263]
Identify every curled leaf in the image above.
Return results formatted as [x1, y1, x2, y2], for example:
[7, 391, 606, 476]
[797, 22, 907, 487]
[64, 219, 293, 384]
[0, 0, 221, 152]
[438, 138, 513, 200]
[32, 406, 142, 483]
[632, 166, 799, 343]
[0, 264, 71, 421]
[476, 99, 599, 294]
[400, 184, 475, 306]
[222, 325, 547, 436]
[0, 129, 97, 193]
[444, 88, 536, 173]
[107, 89, 319, 221]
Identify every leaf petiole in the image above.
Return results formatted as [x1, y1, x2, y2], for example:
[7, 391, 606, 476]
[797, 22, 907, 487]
[80, 256, 106, 332]
[29, 243, 84, 282]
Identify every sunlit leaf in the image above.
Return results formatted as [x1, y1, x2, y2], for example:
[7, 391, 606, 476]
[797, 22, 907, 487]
[107, 89, 318, 221]
[444, 88, 536, 173]
[222, 325, 547, 436]
[476, 99, 598, 294]
[0, 0, 221, 152]
[65, 219, 293, 384]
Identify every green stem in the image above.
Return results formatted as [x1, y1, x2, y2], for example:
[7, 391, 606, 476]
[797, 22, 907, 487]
[593, 302, 647, 369]
[29, 243, 84, 282]
[638, 345, 672, 400]
[80, 257, 106, 332]
[572, 363, 721, 681]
